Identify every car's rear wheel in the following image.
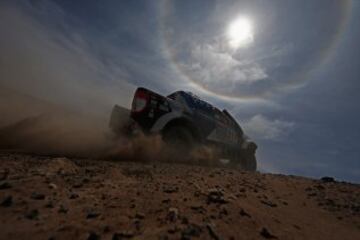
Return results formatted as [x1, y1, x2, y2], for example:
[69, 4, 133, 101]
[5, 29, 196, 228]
[162, 126, 195, 162]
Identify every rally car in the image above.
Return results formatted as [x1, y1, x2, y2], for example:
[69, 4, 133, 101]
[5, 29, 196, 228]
[110, 87, 257, 171]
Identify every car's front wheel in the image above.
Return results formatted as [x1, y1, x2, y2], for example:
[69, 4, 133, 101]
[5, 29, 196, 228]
[162, 126, 195, 162]
[243, 154, 257, 172]
[231, 151, 257, 172]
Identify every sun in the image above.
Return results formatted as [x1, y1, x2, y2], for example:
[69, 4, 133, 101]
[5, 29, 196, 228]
[227, 17, 254, 48]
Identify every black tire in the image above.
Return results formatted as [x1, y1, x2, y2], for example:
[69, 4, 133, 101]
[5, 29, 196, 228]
[162, 126, 195, 161]
[231, 151, 257, 172]
[244, 154, 257, 172]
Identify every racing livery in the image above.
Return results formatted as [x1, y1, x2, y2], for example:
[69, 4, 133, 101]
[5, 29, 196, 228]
[110, 87, 257, 171]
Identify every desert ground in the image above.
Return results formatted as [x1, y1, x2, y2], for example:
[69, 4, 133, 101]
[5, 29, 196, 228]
[0, 152, 359, 240]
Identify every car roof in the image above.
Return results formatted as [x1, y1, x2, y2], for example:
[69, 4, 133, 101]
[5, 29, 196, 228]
[169, 90, 225, 114]
[168, 90, 241, 130]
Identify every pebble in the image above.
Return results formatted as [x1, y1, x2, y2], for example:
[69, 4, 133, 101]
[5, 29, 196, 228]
[162, 198, 171, 204]
[87, 232, 100, 240]
[260, 227, 277, 239]
[181, 216, 189, 224]
[135, 212, 145, 219]
[163, 185, 178, 193]
[168, 226, 179, 234]
[25, 209, 39, 220]
[87, 211, 100, 219]
[0, 169, 9, 181]
[206, 224, 220, 240]
[69, 193, 79, 199]
[73, 183, 83, 188]
[31, 192, 45, 200]
[58, 205, 68, 214]
[167, 207, 178, 222]
[0, 182, 12, 190]
[207, 189, 228, 204]
[103, 225, 111, 233]
[45, 201, 54, 208]
[260, 200, 277, 208]
[239, 208, 251, 218]
[1, 195, 13, 207]
[190, 205, 206, 214]
[182, 224, 202, 239]
[48, 183, 57, 189]
[112, 231, 134, 239]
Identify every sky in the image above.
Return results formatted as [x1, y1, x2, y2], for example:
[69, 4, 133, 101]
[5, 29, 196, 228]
[0, 0, 359, 182]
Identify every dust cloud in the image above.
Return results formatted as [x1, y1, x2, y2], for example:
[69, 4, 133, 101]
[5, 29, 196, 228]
[0, 95, 165, 160]
[0, 2, 133, 158]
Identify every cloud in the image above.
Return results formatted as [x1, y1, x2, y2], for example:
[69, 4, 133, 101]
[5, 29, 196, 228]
[186, 43, 267, 87]
[242, 114, 295, 141]
[160, 0, 352, 102]
[164, 20, 293, 98]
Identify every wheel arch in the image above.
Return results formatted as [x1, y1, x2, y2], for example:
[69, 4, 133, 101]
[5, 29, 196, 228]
[161, 117, 201, 143]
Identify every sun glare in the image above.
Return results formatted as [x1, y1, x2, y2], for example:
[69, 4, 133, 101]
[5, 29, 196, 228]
[227, 17, 253, 48]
